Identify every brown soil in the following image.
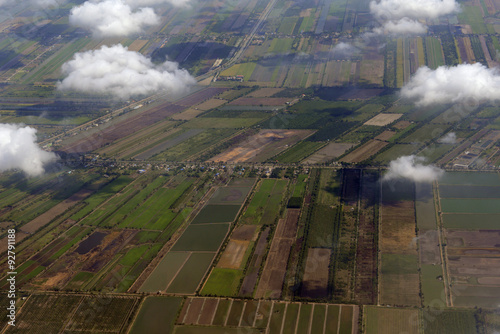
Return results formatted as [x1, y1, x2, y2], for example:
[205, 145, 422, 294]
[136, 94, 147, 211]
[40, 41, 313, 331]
[198, 298, 218, 325]
[300, 248, 331, 298]
[217, 240, 250, 269]
[364, 113, 403, 126]
[375, 130, 396, 142]
[380, 201, 417, 255]
[184, 298, 205, 325]
[239, 227, 270, 297]
[255, 209, 300, 299]
[21, 189, 93, 234]
[341, 140, 388, 163]
[393, 120, 412, 130]
[231, 225, 258, 241]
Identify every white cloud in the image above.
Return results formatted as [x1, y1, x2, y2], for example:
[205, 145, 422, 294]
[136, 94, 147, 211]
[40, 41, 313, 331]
[369, 0, 459, 35]
[383, 155, 444, 183]
[439, 132, 456, 144]
[0, 124, 57, 177]
[332, 42, 360, 57]
[401, 63, 500, 106]
[372, 18, 427, 36]
[370, 0, 460, 21]
[122, 0, 192, 7]
[69, 0, 159, 38]
[57, 44, 196, 99]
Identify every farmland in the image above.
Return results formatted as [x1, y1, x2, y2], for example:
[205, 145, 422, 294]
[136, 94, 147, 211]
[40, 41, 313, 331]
[1, 0, 499, 332]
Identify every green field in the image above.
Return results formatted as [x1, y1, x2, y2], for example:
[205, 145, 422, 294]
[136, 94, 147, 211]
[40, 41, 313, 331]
[129, 297, 183, 334]
[241, 179, 287, 225]
[439, 185, 500, 198]
[208, 186, 253, 205]
[166, 252, 215, 294]
[139, 252, 190, 293]
[274, 141, 324, 163]
[439, 172, 500, 186]
[381, 254, 419, 275]
[422, 309, 478, 334]
[171, 224, 229, 252]
[440, 199, 500, 214]
[191, 204, 242, 224]
[442, 213, 500, 229]
[458, 6, 488, 34]
[200, 268, 243, 296]
[364, 307, 420, 334]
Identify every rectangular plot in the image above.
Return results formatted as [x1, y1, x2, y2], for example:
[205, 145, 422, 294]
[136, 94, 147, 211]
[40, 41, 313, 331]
[283, 303, 300, 334]
[423, 309, 478, 334]
[440, 199, 500, 214]
[364, 307, 420, 334]
[439, 172, 500, 186]
[212, 299, 231, 326]
[268, 302, 286, 334]
[209, 186, 253, 205]
[226, 300, 245, 327]
[171, 224, 229, 252]
[311, 304, 326, 334]
[191, 205, 242, 224]
[254, 300, 273, 329]
[198, 298, 218, 325]
[339, 305, 353, 334]
[139, 252, 190, 293]
[325, 305, 340, 334]
[240, 300, 259, 327]
[442, 213, 500, 229]
[297, 303, 313, 334]
[129, 297, 182, 334]
[439, 185, 500, 198]
[166, 253, 215, 294]
[184, 298, 205, 325]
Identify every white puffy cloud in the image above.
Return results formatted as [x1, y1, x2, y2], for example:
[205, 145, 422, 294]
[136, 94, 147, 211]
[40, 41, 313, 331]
[122, 0, 192, 7]
[401, 63, 500, 106]
[439, 132, 456, 144]
[383, 155, 444, 183]
[332, 42, 360, 57]
[0, 124, 57, 177]
[69, 0, 159, 38]
[370, 0, 460, 21]
[57, 44, 196, 99]
[369, 0, 459, 35]
[372, 18, 427, 36]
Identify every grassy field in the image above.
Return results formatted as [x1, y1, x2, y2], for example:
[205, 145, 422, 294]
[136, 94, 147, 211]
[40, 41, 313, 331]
[200, 268, 243, 296]
[439, 172, 500, 186]
[458, 6, 488, 34]
[166, 252, 215, 294]
[241, 179, 287, 225]
[422, 309, 479, 334]
[440, 199, 500, 214]
[425, 37, 445, 69]
[139, 252, 190, 293]
[191, 205, 242, 224]
[364, 307, 420, 334]
[274, 141, 324, 163]
[129, 297, 182, 334]
[442, 213, 500, 229]
[421, 264, 445, 307]
[220, 63, 257, 80]
[171, 224, 230, 252]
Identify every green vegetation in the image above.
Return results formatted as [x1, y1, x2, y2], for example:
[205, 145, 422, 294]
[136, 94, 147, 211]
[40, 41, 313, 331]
[171, 224, 229, 252]
[273, 141, 324, 163]
[201, 268, 242, 296]
[129, 297, 182, 334]
[166, 252, 215, 293]
[458, 6, 488, 34]
[423, 309, 479, 334]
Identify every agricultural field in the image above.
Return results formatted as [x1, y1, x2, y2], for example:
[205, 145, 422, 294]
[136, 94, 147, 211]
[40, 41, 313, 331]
[176, 298, 358, 334]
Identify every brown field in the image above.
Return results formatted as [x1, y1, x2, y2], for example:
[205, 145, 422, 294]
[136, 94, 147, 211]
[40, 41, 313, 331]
[375, 130, 396, 141]
[380, 201, 417, 254]
[239, 227, 270, 297]
[446, 230, 500, 248]
[419, 230, 441, 264]
[463, 37, 476, 63]
[364, 113, 403, 126]
[217, 240, 250, 269]
[380, 273, 421, 306]
[255, 209, 299, 299]
[62, 102, 186, 154]
[247, 88, 284, 97]
[456, 37, 471, 64]
[184, 298, 205, 325]
[231, 225, 258, 241]
[128, 39, 148, 51]
[175, 88, 229, 107]
[171, 108, 205, 120]
[210, 129, 314, 163]
[393, 120, 412, 130]
[195, 98, 228, 111]
[301, 248, 331, 299]
[20, 189, 93, 234]
[198, 298, 219, 325]
[29, 230, 136, 289]
[229, 97, 291, 106]
[354, 172, 378, 305]
[302, 142, 355, 164]
[341, 140, 388, 163]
